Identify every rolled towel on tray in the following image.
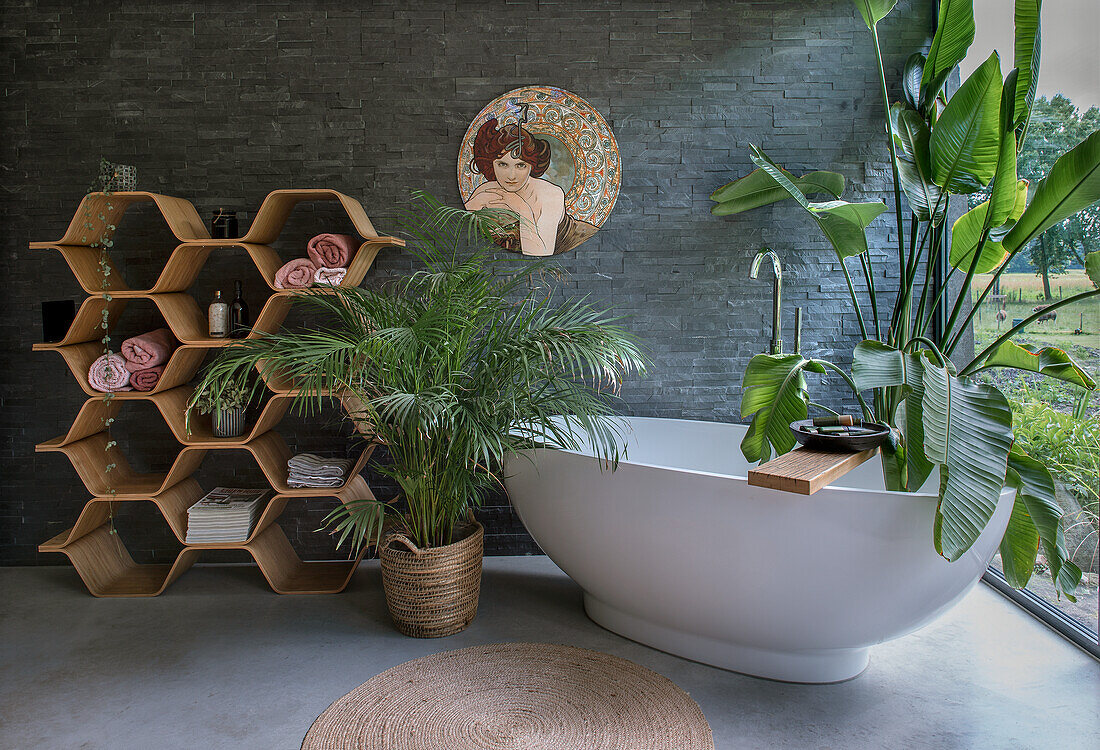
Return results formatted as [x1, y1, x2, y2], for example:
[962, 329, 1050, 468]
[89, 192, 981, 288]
[121, 328, 175, 372]
[306, 233, 356, 269]
[274, 258, 317, 290]
[88, 353, 132, 392]
[130, 365, 164, 392]
[313, 266, 347, 286]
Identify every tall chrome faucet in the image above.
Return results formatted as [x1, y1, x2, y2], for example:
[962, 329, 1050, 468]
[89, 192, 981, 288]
[750, 248, 783, 354]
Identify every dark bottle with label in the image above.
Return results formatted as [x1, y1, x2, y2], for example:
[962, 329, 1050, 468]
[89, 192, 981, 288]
[230, 280, 250, 339]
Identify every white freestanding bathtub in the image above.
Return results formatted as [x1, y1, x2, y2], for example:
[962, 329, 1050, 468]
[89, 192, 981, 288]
[503, 417, 1015, 683]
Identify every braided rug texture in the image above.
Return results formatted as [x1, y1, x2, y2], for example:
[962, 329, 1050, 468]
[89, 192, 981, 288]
[301, 642, 714, 750]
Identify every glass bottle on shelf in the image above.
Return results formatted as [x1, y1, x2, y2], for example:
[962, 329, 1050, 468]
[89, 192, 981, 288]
[230, 280, 250, 339]
[208, 290, 228, 338]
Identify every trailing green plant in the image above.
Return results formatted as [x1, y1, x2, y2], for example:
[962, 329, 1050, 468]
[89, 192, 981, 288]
[712, 0, 1099, 599]
[81, 160, 120, 528]
[187, 192, 646, 550]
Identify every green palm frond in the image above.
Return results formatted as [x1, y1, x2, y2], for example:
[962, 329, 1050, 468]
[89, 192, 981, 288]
[189, 192, 647, 550]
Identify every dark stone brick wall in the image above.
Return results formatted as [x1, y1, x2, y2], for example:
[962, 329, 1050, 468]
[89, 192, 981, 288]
[0, 0, 930, 565]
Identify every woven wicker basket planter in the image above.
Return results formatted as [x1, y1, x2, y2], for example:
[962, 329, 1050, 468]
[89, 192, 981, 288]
[379, 520, 484, 638]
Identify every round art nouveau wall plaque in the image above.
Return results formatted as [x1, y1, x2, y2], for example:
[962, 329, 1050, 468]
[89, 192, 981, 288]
[458, 86, 621, 256]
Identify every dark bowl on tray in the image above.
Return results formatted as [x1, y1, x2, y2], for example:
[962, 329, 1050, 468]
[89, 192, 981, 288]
[789, 419, 891, 452]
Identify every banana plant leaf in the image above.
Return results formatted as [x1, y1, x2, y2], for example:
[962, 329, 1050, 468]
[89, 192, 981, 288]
[1012, 0, 1042, 143]
[890, 104, 946, 224]
[970, 341, 1097, 388]
[921, 0, 976, 104]
[852, 0, 897, 29]
[902, 53, 925, 110]
[998, 488, 1040, 589]
[988, 69, 1020, 225]
[749, 146, 886, 258]
[897, 352, 935, 491]
[1004, 130, 1100, 252]
[930, 52, 1003, 194]
[1006, 446, 1082, 600]
[948, 181, 1028, 273]
[852, 340, 906, 391]
[710, 168, 844, 215]
[921, 355, 1014, 561]
[740, 353, 820, 463]
[1087, 249, 1100, 286]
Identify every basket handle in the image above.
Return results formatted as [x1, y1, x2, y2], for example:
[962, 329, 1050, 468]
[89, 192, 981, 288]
[385, 532, 422, 555]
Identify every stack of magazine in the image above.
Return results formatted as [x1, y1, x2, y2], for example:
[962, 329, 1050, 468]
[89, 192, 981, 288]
[185, 487, 271, 544]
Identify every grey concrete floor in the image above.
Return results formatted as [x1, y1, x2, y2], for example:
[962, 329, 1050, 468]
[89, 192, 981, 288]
[1, 557, 1097, 750]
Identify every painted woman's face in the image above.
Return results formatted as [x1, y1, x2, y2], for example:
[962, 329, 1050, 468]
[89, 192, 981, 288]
[494, 151, 532, 192]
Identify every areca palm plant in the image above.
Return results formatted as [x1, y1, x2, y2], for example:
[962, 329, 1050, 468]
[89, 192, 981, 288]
[188, 193, 645, 551]
[711, 0, 1098, 599]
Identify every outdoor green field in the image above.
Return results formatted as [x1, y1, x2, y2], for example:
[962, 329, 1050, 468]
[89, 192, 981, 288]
[971, 269, 1099, 356]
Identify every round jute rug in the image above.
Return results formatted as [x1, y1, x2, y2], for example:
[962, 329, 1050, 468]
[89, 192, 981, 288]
[301, 642, 714, 750]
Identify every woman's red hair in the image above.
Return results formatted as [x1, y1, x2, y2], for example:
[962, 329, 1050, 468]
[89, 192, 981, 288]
[471, 118, 551, 181]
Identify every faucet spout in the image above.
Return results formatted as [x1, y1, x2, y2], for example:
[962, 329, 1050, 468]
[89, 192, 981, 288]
[750, 249, 783, 355]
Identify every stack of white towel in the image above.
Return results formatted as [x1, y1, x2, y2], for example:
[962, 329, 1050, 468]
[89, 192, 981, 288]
[287, 453, 354, 488]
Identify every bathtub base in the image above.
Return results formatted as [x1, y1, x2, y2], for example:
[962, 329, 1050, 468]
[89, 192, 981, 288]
[584, 594, 870, 684]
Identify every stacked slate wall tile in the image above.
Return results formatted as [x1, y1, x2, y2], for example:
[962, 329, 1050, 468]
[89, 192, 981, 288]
[0, 0, 930, 565]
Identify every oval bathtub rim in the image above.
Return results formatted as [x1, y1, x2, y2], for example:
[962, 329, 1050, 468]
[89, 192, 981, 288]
[511, 415, 995, 503]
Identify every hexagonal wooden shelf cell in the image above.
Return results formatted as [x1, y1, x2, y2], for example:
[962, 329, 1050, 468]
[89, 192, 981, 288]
[38, 483, 201, 598]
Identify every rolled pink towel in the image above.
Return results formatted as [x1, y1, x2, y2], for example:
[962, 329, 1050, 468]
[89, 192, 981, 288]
[130, 365, 164, 392]
[313, 266, 347, 286]
[274, 258, 317, 289]
[121, 328, 175, 373]
[88, 353, 132, 392]
[306, 233, 356, 269]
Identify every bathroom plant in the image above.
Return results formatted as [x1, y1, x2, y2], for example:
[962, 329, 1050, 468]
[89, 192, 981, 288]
[187, 192, 644, 635]
[711, 0, 1098, 599]
[188, 372, 251, 439]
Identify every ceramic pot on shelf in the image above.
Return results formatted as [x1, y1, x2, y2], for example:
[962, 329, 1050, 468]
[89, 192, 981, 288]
[212, 407, 246, 439]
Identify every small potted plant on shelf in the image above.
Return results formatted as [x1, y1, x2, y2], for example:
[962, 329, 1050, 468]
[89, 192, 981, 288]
[189, 372, 250, 439]
[188, 192, 646, 637]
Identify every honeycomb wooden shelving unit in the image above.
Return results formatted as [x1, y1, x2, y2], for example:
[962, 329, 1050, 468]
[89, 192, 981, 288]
[34, 189, 405, 597]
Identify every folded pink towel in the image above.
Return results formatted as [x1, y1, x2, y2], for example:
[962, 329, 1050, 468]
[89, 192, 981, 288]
[88, 353, 132, 392]
[130, 366, 164, 392]
[121, 328, 175, 372]
[274, 258, 317, 289]
[306, 233, 356, 269]
[313, 266, 347, 286]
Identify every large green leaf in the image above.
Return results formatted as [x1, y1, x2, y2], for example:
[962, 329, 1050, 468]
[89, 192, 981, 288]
[852, 340, 906, 391]
[852, 0, 897, 28]
[948, 182, 1028, 273]
[921, 356, 1014, 560]
[749, 147, 886, 259]
[740, 353, 815, 463]
[1006, 446, 1081, 599]
[890, 104, 946, 223]
[998, 489, 1040, 588]
[971, 341, 1097, 388]
[988, 69, 1020, 225]
[1086, 250, 1100, 287]
[930, 52, 1003, 194]
[1003, 130, 1100, 252]
[898, 353, 935, 491]
[1012, 0, 1042, 142]
[921, 0, 976, 103]
[710, 168, 844, 215]
[902, 53, 925, 110]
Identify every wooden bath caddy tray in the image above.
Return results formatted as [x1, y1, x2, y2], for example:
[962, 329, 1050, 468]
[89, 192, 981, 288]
[33, 189, 402, 597]
[747, 447, 877, 495]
